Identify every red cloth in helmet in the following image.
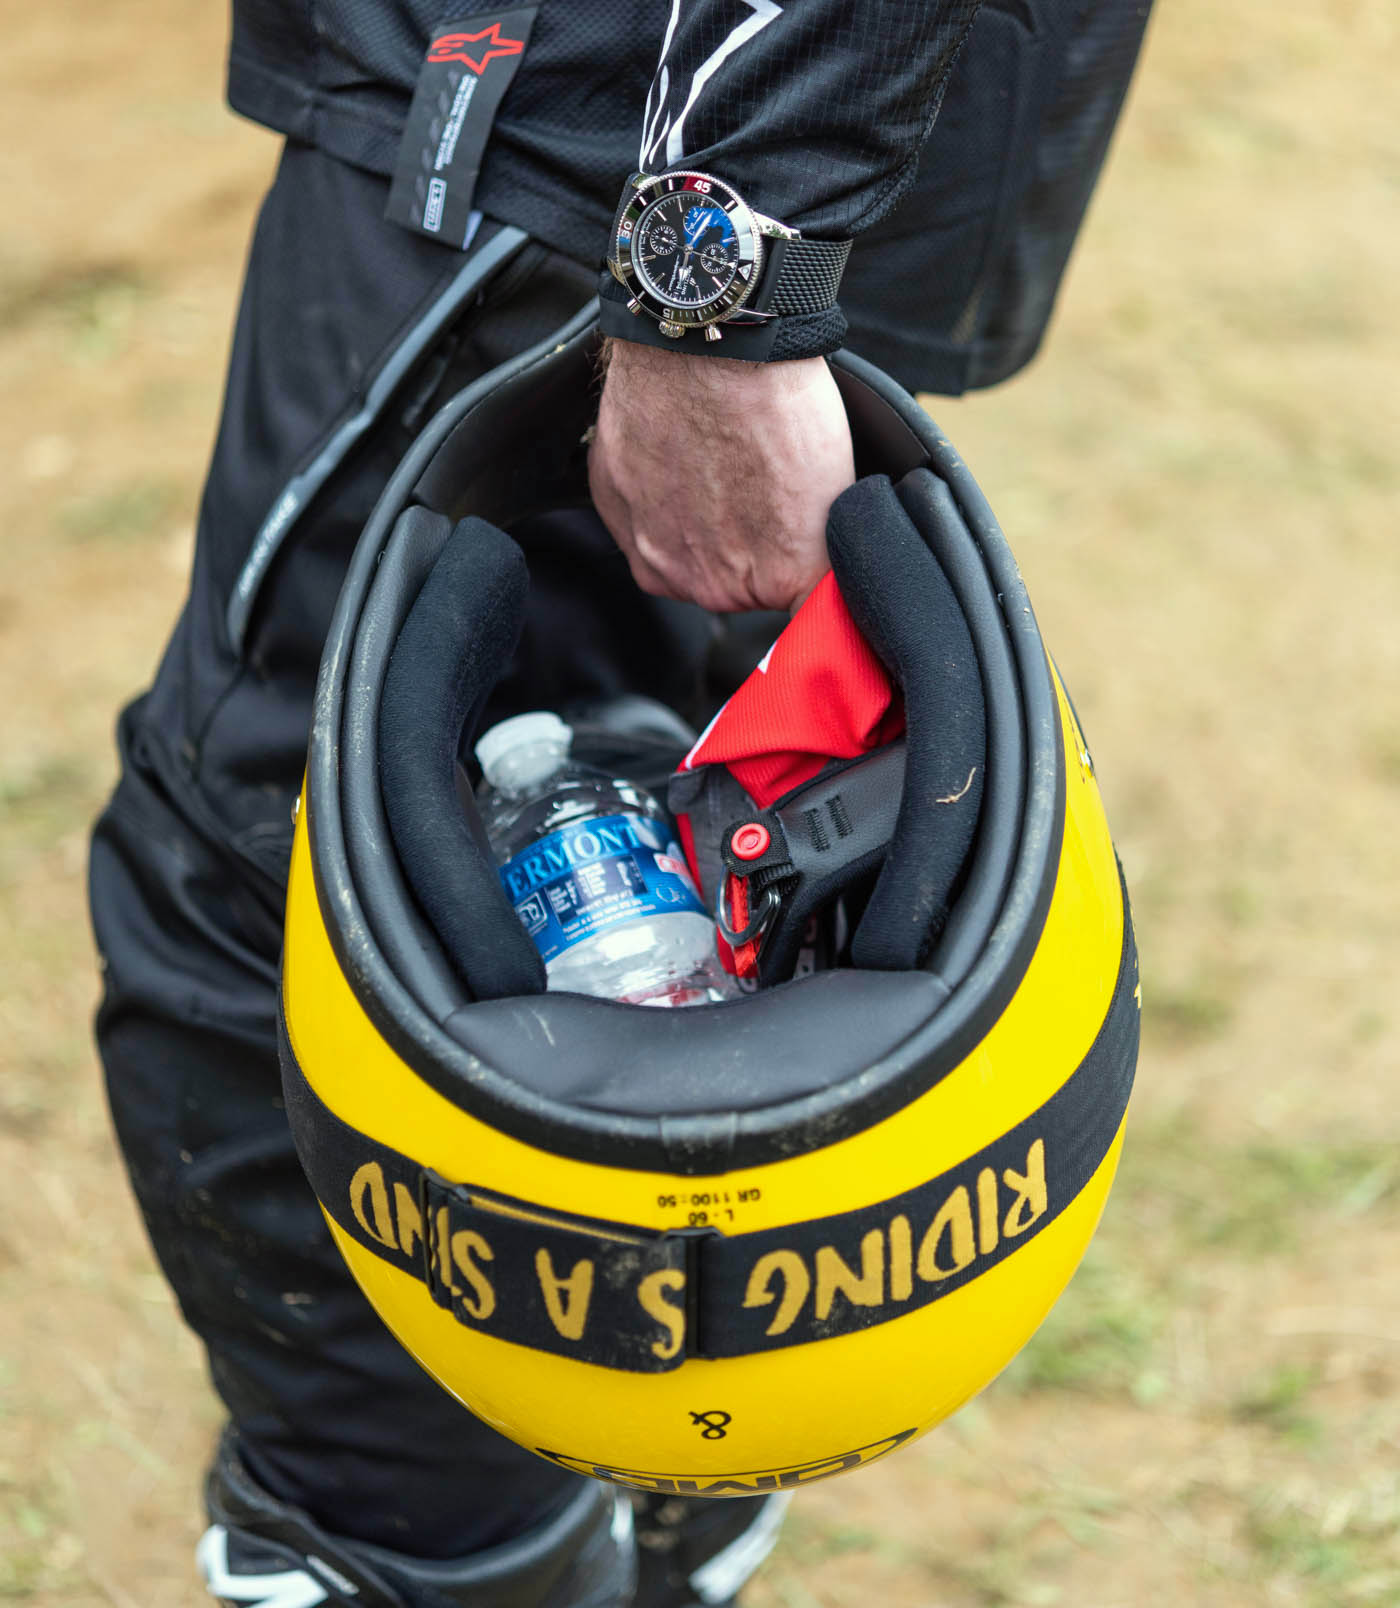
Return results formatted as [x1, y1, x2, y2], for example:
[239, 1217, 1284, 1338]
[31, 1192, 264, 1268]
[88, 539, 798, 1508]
[679, 571, 905, 807]
[675, 572, 905, 977]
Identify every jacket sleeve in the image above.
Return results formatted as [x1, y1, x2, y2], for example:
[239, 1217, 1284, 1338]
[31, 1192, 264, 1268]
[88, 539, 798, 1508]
[600, 0, 982, 359]
[637, 0, 982, 238]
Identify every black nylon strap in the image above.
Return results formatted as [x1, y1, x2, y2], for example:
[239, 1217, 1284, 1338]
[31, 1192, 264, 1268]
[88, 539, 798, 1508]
[279, 908, 1136, 1373]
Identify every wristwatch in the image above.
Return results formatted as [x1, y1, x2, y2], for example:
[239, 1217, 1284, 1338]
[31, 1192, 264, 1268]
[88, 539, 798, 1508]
[606, 170, 852, 345]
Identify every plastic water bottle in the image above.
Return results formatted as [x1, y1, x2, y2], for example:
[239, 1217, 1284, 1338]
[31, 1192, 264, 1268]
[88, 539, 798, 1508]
[475, 711, 736, 1006]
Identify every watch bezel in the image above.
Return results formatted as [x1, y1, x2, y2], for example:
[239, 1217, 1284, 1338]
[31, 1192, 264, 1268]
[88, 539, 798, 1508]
[610, 171, 763, 331]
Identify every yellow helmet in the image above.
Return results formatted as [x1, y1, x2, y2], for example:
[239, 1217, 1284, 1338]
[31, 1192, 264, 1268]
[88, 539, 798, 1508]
[280, 307, 1138, 1499]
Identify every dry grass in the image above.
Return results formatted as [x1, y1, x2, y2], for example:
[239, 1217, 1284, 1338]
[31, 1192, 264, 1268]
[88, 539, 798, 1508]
[2, 0, 1398, 1603]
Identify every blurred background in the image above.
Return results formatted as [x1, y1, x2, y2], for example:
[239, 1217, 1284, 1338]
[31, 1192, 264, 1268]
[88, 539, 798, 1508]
[2, 1, 1398, 1603]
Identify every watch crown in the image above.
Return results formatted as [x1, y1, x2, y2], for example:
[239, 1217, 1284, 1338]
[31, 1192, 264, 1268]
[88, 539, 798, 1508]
[658, 319, 686, 339]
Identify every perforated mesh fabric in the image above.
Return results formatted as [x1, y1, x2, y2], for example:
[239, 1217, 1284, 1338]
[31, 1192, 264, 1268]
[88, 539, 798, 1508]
[955, 0, 1153, 386]
[843, 0, 1153, 391]
[228, 0, 1151, 391]
[229, 0, 978, 257]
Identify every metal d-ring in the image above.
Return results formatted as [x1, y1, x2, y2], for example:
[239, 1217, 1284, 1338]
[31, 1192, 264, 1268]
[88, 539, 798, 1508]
[716, 880, 782, 949]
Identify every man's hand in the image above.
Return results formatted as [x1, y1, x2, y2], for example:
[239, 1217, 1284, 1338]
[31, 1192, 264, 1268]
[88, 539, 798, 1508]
[589, 339, 856, 615]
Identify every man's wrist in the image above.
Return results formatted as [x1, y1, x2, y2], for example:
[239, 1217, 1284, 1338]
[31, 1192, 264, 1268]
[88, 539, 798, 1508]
[599, 332, 834, 391]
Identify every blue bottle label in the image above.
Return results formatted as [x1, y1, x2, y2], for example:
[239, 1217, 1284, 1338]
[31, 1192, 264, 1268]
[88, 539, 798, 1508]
[498, 812, 707, 965]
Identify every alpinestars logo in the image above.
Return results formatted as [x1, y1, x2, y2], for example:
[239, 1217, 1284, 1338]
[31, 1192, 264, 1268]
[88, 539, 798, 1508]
[427, 23, 526, 74]
[196, 1526, 337, 1608]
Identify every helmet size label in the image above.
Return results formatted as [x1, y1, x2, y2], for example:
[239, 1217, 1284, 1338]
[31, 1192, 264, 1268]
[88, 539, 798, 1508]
[497, 812, 706, 964]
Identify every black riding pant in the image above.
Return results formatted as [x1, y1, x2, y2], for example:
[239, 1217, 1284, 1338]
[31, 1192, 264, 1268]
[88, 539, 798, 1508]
[88, 142, 721, 1560]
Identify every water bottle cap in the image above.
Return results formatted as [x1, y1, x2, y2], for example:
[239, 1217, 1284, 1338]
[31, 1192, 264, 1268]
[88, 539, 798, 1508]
[475, 711, 572, 786]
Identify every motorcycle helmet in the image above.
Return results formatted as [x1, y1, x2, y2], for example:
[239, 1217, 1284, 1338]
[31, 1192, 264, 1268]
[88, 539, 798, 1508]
[279, 304, 1138, 1497]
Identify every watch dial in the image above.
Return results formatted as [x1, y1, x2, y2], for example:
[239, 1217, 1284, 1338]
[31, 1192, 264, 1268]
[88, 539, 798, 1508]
[631, 194, 740, 310]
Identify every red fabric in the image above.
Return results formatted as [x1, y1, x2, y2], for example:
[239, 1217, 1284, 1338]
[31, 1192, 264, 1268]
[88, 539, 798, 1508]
[676, 812, 701, 894]
[680, 571, 904, 808]
[723, 874, 761, 979]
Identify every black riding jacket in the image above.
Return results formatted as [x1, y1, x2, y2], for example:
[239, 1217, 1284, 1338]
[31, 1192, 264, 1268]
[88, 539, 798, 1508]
[228, 0, 1152, 390]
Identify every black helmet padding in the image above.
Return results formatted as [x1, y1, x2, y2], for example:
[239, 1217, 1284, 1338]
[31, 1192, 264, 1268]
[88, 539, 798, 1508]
[802, 473, 985, 972]
[379, 513, 546, 1003]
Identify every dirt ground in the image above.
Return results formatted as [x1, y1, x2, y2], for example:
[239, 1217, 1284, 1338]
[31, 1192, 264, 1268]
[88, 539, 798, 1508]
[2, 1, 1398, 1604]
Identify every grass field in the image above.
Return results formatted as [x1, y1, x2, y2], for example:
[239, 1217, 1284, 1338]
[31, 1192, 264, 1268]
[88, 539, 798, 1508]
[2, 1, 1399, 1603]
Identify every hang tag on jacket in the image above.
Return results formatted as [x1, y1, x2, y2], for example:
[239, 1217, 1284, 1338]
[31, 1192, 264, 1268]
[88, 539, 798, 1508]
[386, 7, 538, 247]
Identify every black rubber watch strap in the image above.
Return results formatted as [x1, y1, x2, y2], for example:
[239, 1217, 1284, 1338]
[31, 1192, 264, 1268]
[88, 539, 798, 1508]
[760, 236, 853, 317]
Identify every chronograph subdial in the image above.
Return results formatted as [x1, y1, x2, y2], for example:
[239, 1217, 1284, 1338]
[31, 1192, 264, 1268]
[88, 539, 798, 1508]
[699, 242, 735, 278]
[643, 220, 678, 257]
